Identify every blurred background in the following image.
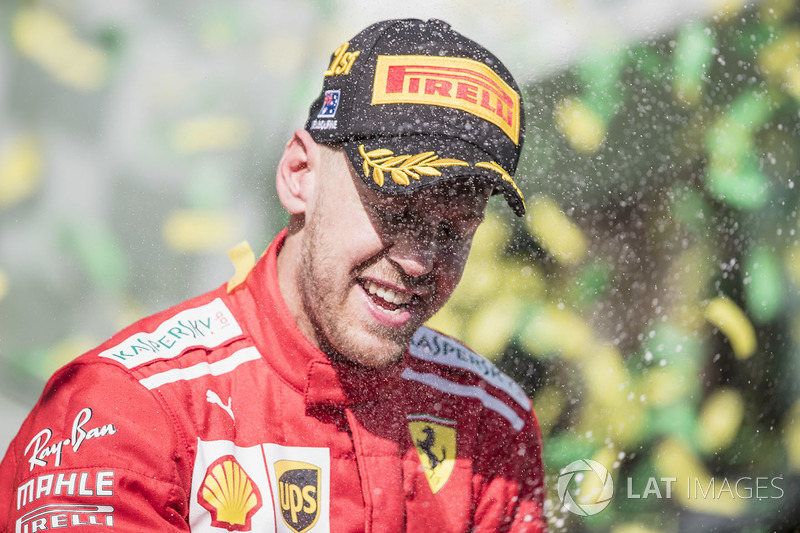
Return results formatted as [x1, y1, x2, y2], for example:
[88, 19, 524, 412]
[1, 0, 798, 531]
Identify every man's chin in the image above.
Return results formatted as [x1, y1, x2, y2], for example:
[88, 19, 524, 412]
[331, 332, 409, 369]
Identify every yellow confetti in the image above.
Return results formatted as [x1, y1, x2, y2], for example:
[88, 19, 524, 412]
[578, 344, 643, 445]
[612, 525, 663, 533]
[117, 298, 148, 331]
[446, 259, 502, 308]
[697, 388, 745, 453]
[786, 399, 800, 471]
[12, 8, 108, 91]
[583, 346, 628, 402]
[704, 297, 757, 359]
[554, 97, 606, 154]
[759, 0, 796, 22]
[530, 386, 565, 436]
[163, 210, 238, 253]
[790, 315, 800, 346]
[463, 295, 523, 358]
[640, 367, 695, 407]
[425, 304, 463, 340]
[0, 136, 41, 208]
[520, 304, 594, 360]
[226, 241, 256, 292]
[758, 29, 800, 100]
[711, 0, 749, 19]
[667, 244, 715, 331]
[172, 116, 251, 153]
[654, 438, 746, 516]
[673, 76, 703, 108]
[0, 269, 9, 301]
[785, 243, 800, 288]
[526, 196, 587, 266]
[469, 211, 510, 260]
[43, 335, 99, 376]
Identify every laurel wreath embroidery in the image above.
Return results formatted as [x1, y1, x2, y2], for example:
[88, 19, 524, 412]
[475, 160, 526, 206]
[359, 145, 469, 187]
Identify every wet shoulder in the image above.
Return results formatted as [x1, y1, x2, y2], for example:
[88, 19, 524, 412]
[405, 326, 531, 413]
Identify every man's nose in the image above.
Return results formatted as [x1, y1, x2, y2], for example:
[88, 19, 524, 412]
[387, 231, 436, 278]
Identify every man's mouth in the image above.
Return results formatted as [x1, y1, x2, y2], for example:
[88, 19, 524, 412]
[360, 279, 414, 313]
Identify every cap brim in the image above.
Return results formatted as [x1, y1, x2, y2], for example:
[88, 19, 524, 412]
[341, 134, 526, 217]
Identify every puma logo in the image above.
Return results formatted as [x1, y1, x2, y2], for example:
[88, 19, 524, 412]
[416, 426, 446, 470]
[206, 390, 235, 421]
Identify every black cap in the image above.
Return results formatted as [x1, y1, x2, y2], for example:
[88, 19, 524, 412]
[305, 18, 526, 216]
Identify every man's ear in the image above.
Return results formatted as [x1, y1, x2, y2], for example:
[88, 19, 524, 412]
[276, 130, 321, 215]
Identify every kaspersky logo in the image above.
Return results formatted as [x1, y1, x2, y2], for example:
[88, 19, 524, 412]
[276, 460, 321, 533]
[557, 459, 614, 516]
[198, 456, 262, 531]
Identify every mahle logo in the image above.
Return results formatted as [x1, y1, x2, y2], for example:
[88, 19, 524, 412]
[557, 459, 614, 516]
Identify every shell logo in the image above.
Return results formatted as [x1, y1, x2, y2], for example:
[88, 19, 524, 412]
[198, 455, 263, 531]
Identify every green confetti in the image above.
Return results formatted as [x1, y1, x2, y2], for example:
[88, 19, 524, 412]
[744, 246, 784, 323]
[60, 220, 129, 292]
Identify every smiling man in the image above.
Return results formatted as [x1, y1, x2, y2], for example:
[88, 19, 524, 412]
[1, 19, 546, 532]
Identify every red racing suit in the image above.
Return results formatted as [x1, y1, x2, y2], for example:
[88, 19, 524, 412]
[0, 230, 546, 533]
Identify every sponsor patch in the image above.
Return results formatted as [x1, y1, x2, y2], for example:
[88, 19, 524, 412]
[198, 456, 262, 531]
[206, 390, 235, 421]
[409, 327, 531, 412]
[372, 55, 520, 144]
[98, 298, 242, 369]
[317, 90, 340, 118]
[407, 415, 456, 494]
[15, 504, 114, 533]
[23, 408, 117, 471]
[275, 460, 321, 533]
[190, 440, 330, 533]
[16, 471, 114, 512]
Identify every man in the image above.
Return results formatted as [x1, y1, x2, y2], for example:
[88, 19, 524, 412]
[0, 18, 545, 532]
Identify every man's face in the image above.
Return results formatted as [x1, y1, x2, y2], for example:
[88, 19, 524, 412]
[296, 145, 491, 368]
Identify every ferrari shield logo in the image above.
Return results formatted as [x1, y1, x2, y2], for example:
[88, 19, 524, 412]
[275, 460, 321, 533]
[407, 415, 457, 494]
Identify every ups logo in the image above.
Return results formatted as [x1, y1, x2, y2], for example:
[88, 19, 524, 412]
[275, 460, 321, 533]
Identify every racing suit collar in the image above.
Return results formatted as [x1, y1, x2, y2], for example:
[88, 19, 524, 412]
[244, 229, 406, 408]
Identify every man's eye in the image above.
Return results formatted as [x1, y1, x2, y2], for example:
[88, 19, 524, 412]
[375, 207, 409, 225]
[387, 212, 408, 225]
[437, 221, 459, 240]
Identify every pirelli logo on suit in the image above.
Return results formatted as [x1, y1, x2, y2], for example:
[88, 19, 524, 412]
[371, 55, 521, 145]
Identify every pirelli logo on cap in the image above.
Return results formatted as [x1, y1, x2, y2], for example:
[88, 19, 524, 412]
[372, 55, 520, 145]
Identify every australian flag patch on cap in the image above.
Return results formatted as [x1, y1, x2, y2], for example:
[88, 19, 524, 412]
[318, 90, 341, 118]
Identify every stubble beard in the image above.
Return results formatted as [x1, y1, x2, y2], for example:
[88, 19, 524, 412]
[297, 216, 408, 368]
